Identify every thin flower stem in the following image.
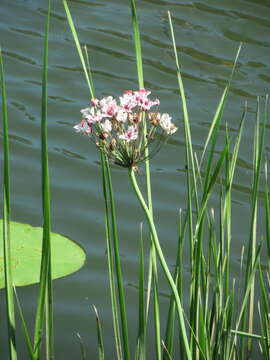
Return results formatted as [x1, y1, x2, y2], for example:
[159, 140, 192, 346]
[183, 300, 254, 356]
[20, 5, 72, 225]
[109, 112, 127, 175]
[128, 169, 192, 360]
[105, 157, 130, 360]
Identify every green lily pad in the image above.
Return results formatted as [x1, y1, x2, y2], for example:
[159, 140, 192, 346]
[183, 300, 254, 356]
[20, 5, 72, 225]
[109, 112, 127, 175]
[0, 220, 86, 288]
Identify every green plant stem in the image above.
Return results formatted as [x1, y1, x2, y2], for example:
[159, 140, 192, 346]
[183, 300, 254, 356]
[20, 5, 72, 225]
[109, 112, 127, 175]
[129, 2, 161, 355]
[105, 157, 130, 360]
[1, 49, 17, 360]
[33, 1, 52, 358]
[100, 152, 122, 360]
[129, 169, 192, 360]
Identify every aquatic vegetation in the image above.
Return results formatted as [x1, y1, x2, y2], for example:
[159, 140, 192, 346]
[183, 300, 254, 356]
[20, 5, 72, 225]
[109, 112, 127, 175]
[1, 0, 270, 359]
[65, 0, 270, 358]
[74, 89, 177, 169]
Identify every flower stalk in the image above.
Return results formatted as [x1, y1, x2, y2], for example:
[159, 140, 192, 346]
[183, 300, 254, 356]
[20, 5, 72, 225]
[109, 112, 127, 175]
[128, 169, 192, 360]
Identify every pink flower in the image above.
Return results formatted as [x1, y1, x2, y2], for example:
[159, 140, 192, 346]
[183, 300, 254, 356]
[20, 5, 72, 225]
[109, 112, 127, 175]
[80, 107, 92, 118]
[136, 88, 151, 97]
[133, 89, 160, 111]
[115, 109, 128, 122]
[119, 91, 137, 111]
[100, 119, 112, 134]
[76, 90, 176, 168]
[99, 96, 118, 117]
[123, 90, 133, 95]
[74, 120, 91, 135]
[81, 107, 103, 124]
[91, 98, 99, 107]
[141, 98, 160, 111]
[159, 113, 178, 135]
[119, 125, 138, 142]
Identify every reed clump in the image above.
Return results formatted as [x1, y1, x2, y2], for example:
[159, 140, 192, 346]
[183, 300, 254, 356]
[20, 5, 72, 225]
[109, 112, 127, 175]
[1, 0, 269, 359]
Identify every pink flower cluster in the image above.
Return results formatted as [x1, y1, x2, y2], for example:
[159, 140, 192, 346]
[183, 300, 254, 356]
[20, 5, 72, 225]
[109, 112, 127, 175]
[74, 89, 177, 168]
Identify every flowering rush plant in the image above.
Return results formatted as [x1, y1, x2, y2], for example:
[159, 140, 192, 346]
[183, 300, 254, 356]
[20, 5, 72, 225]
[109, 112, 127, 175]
[74, 88, 177, 169]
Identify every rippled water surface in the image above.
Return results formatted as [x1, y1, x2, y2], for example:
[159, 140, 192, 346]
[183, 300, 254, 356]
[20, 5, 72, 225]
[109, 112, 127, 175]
[1, 0, 270, 358]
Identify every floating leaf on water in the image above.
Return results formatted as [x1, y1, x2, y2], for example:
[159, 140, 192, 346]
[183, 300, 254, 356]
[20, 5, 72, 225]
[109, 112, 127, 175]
[0, 220, 86, 288]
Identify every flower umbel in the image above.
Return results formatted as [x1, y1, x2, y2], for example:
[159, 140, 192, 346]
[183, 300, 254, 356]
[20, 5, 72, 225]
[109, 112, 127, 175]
[74, 89, 178, 168]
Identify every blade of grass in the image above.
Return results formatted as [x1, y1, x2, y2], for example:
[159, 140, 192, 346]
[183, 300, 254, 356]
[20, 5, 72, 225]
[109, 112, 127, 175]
[63, 3, 128, 358]
[223, 103, 247, 298]
[129, 3, 161, 359]
[265, 161, 270, 269]
[101, 152, 122, 360]
[77, 333, 87, 360]
[13, 287, 34, 359]
[135, 223, 146, 360]
[168, 10, 197, 261]
[83, 45, 95, 95]
[200, 44, 242, 167]
[93, 305, 105, 360]
[104, 156, 130, 360]
[63, 0, 94, 99]
[163, 210, 183, 360]
[129, 0, 143, 89]
[0, 48, 17, 360]
[245, 96, 267, 353]
[167, 17, 198, 349]
[229, 243, 262, 359]
[33, 1, 53, 358]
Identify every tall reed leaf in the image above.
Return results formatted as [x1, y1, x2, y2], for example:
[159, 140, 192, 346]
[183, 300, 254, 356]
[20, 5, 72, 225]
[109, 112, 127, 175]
[245, 96, 267, 354]
[33, 1, 53, 358]
[0, 48, 17, 360]
[163, 211, 183, 360]
[63, 2, 129, 358]
[135, 224, 146, 360]
[200, 44, 242, 168]
[129, 3, 161, 359]
[129, 0, 144, 89]
[14, 287, 34, 358]
[63, 0, 94, 99]
[101, 151, 122, 360]
[265, 161, 270, 268]
[104, 157, 130, 360]
[168, 11, 197, 284]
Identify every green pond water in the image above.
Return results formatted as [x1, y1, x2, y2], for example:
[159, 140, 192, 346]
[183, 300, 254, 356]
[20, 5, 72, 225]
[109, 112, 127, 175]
[1, 0, 270, 358]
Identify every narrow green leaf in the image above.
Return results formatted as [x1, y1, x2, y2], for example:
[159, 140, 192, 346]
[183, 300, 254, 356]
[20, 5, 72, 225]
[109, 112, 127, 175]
[265, 161, 270, 267]
[105, 157, 130, 360]
[13, 287, 34, 358]
[93, 305, 105, 360]
[163, 210, 183, 360]
[246, 96, 267, 351]
[33, 1, 53, 357]
[101, 153, 122, 360]
[0, 47, 17, 360]
[200, 44, 241, 167]
[129, 9, 162, 359]
[167, 18, 198, 332]
[129, 0, 144, 89]
[230, 329, 266, 340]
[63, 2, 127, 358]
[77, 333, 87, 360]
[229, 243, 262, 359]
[136, 223, 146, 360]
[201, 45, 242, 196]
[63, 0, 94, 99]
